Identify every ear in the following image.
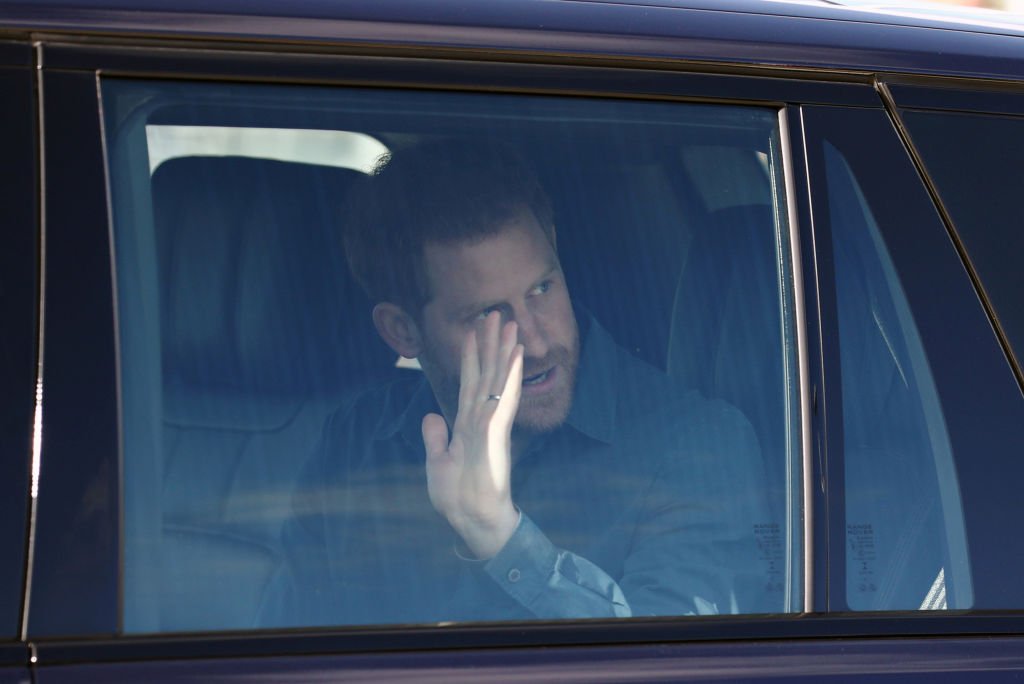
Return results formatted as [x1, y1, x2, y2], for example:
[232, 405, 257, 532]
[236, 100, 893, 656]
[372, 302, 423, 359]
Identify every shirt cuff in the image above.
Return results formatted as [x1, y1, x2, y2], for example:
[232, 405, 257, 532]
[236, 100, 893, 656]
[452, 508, 523, 562]
[483, 513, 559, 607]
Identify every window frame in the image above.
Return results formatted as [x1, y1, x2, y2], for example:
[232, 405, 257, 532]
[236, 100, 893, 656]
[28, 67, 122, 639]
[103, 78, 805, 633]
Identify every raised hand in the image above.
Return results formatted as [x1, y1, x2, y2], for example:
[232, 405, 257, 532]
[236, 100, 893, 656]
[422, 311, 525, 559]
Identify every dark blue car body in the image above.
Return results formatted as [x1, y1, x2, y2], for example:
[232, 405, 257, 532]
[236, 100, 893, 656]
[4, 0, 1024, 680]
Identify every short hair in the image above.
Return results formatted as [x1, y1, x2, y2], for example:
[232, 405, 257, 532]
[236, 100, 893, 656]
[343, 140, 556, 314]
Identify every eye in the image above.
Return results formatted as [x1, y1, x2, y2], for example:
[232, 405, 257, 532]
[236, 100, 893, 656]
[529, 280, 552, 297]
[474, 306, 502, 322]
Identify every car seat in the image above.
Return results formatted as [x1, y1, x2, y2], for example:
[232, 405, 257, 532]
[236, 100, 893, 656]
[667, 203, 790, 613]
[146, 156, 394, 631]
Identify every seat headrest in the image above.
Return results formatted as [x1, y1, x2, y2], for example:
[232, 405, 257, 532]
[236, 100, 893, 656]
[554, 165, 690, 369]
[152, 156, 391, 395]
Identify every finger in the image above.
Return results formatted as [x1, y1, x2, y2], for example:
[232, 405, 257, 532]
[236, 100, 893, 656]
[491, 319, 518, 399]
[496, 344, 524, 425]
[422, 412, 451, 463]
[457, 327, 479, 418]
[476, 311, 501, 402]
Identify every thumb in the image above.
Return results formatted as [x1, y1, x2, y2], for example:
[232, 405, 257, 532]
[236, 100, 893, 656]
[421, 412, 450, 462]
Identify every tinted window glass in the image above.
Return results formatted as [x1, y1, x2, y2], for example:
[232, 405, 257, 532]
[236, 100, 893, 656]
[902, 109, 1024, 368]
[806, 106, 1024, 612]
[824, 144, 969, 610]
[103, 79, 800, 632]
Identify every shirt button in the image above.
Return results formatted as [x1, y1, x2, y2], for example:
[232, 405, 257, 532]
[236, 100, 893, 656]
[507, 568, 521, 583]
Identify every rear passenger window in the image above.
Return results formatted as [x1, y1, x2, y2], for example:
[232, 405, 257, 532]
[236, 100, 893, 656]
[824, 144, 970, 610]
[806, 106, 1024, 613]
[102, 79, 801, 632]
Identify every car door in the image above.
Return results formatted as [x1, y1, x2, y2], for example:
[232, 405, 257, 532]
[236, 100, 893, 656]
[24, 31, 1024, 684]
[31, 39, 807, 677]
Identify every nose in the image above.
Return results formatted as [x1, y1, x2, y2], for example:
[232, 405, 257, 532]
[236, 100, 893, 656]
[514, 307, 549, 360]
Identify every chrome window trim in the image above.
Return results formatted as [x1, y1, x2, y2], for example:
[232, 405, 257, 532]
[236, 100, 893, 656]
[782, 106, 814, 613]
[20, 40, 46, 643]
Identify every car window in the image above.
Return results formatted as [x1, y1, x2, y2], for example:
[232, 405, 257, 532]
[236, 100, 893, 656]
[805, 106, 1024, 612]
[824, 144, 970, 611]
[900, 109, 1024, 370]
[101, 79, 801, 633]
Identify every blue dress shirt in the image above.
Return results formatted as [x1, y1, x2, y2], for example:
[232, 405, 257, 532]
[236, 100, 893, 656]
[262, 316, 782, 627]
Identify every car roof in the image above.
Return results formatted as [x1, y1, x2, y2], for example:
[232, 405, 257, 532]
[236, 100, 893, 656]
[2, 0, 1024, 81]
[580, 0, 1024, 36]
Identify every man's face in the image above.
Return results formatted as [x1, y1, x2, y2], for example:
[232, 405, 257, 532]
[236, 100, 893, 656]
[416, 213, 579, 434]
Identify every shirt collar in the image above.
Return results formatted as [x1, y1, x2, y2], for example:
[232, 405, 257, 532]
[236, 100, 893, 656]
[377, 375, 440, 448]
[379, 309, 619, 448]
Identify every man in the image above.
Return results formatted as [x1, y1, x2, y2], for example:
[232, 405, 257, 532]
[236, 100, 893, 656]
[262, 142, 777, 626]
